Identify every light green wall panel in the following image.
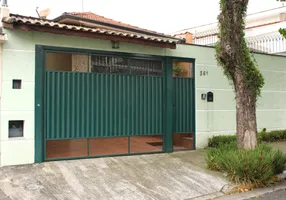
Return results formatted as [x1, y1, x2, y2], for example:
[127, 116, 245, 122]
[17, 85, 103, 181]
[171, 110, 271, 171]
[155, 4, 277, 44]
[261, 71, 286, 91]
[2, 51, 35, 81]
[257, 111, 286, 129]
[1, 81, 34, 111]
[196, 111, 236, 132]
[258, 92, 286, 109]
[166, 45, 216, 65]
[255, 54, 286, 71]
[3, 31, 35, 51]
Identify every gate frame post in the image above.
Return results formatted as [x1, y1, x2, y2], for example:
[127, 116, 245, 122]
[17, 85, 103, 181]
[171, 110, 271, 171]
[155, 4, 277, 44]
[35, 45, 45, 163]
[163, 57, 173, 152]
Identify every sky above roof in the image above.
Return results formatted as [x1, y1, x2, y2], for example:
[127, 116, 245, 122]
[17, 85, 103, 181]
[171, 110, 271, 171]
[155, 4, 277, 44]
[7, 0, 283, 34]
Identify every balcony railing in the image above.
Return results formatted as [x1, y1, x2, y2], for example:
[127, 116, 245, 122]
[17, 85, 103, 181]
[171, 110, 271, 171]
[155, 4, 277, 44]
[192, 31, 286, 54]
[247, 33, 286, 54]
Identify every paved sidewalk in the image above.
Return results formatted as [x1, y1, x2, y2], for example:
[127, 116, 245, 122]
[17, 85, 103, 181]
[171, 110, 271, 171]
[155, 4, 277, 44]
[0, 151, 229, 200]
[270, 141, 286, 153]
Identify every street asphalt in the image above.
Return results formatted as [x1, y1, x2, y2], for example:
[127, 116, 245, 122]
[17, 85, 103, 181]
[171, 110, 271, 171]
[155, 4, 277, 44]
[248, 188, 286, 200]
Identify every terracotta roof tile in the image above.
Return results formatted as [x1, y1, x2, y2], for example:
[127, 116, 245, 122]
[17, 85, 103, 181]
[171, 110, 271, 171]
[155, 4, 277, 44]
[65, 12, 165, 35]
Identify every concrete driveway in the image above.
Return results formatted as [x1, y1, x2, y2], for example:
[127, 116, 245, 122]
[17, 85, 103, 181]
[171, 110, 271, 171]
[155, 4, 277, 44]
[0, 151, 228, 200]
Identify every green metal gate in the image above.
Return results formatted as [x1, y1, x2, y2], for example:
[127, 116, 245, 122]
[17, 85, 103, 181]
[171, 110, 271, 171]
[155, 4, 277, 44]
[35, 46, 196, 162]
[45, 71, 164, 139]
[173, 77, 195, 133]
[44, 55, 166, 160]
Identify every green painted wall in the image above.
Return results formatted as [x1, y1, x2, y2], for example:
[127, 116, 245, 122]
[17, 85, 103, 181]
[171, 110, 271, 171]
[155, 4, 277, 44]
[1, 28, 286, 165]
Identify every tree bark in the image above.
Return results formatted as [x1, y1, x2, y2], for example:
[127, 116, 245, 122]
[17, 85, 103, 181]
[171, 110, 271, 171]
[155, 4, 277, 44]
[235, 71, 258, 149]
[216, 0, 261, 149]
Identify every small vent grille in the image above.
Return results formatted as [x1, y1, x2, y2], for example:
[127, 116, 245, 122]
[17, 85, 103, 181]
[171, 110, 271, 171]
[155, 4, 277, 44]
[12, 79, 22, 89]
[9, 120, 24, 138]
[90, 55, 163, 76]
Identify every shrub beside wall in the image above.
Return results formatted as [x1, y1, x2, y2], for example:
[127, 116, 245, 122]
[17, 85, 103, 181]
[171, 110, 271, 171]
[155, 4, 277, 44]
[260, 130, 286, 143]
[206, 142, 286, 186]
[208, 129, 286, 148]
[208, 135, 236, 148]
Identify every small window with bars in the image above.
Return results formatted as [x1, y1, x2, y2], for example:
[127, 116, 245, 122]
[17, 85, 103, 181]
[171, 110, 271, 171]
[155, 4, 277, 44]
[129, 59, 163, 76]
[90, 55, 163, 76]
[90, 56, 129, 74]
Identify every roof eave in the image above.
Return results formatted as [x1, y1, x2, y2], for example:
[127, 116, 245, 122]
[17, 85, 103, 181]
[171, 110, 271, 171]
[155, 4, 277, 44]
[2, 22, 177, 49]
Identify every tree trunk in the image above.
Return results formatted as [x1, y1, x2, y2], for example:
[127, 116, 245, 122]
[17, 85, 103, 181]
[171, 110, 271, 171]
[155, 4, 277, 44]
[215, 0, 263, 149]
[235, 71, 258, 149]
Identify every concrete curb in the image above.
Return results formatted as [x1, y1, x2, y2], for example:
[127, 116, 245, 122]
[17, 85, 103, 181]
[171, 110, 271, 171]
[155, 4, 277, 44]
[186, 183, 238, 200]
[186, 192, 224, 200]
[212, 180, 286, 200]
[188, 171, 286, 200]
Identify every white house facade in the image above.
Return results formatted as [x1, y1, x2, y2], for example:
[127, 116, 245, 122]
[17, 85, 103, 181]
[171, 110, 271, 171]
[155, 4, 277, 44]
[173, 7, 286, 55]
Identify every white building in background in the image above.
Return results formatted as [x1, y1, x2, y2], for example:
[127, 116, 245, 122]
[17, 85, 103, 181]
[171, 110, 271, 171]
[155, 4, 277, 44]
[173, 6, 286, 55]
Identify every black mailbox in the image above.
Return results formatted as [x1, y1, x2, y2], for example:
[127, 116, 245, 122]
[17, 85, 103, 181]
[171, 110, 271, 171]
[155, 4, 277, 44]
[207, 92, 213, 102]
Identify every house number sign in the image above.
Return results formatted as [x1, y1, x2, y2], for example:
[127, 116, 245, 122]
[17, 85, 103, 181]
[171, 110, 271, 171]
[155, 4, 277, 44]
[199, 71, 208, 76]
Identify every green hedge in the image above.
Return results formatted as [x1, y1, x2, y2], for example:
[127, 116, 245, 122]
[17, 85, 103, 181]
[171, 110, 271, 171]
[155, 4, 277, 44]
[208, 129, 286, 148]
[206, 142, 286, 186]
[208, 135, 236, 148]
[260, 130, 286, 143]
